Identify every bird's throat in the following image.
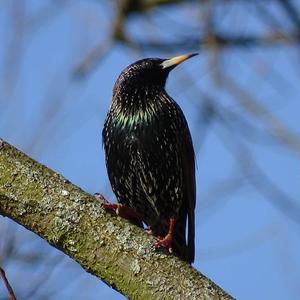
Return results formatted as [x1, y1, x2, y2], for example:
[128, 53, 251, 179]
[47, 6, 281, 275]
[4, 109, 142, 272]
[112, 87, 164, 129]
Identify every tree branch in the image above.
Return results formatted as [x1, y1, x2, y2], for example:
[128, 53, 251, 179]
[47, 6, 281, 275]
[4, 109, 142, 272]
[0, 267, 17, 300]
[0, 139, 234, 300]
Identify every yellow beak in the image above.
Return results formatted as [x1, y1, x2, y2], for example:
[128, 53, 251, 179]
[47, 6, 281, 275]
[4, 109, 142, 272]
[161, 53, 198, 69]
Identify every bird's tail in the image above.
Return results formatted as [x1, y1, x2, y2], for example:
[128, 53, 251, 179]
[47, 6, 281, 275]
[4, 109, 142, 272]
[187, 207, 195, 263]
[172, 208, 194, 264]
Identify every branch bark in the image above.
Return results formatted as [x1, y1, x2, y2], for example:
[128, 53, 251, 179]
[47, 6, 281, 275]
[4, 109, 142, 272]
[0, 139, 234, 300]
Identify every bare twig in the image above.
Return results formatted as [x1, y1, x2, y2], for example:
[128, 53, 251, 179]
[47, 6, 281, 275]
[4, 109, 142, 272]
[215, 114, 300, 225]
[0, 267, 17, 300]
[278, 0, 300, 29]
[220, 74, 300, 156]
[73, 41, 113, 78]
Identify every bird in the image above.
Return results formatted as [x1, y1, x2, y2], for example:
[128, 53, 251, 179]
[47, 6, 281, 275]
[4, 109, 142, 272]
[102, 54, 197, 263]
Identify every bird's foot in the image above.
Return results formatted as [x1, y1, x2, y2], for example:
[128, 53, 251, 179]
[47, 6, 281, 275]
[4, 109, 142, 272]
[153, 234, 173, 254]
[145, 227, 153, 235]
[153, 217, 175, 254]
[94, 193, 108, 204]
[95, 193, 140, 221]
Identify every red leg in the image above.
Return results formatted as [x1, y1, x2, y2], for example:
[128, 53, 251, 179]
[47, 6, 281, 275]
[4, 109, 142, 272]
[94, 193, 140, 220]
[153, 218, 175, 253]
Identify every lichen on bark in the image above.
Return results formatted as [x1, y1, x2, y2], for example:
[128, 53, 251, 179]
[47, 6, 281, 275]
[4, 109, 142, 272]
[0, 139, 234, 300]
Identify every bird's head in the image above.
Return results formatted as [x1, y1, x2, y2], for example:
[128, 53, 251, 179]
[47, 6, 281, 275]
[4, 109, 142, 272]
[114, 53, 198, 93]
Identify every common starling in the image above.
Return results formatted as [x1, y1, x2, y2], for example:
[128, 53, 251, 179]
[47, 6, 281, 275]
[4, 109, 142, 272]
[102, 54, 197, 263]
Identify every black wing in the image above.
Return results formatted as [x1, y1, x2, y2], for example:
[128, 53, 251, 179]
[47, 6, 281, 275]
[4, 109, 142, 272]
[134, 93, 196, 262]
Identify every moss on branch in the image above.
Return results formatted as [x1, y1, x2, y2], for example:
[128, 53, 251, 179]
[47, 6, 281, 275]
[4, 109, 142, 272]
[0, 139, 234, 300]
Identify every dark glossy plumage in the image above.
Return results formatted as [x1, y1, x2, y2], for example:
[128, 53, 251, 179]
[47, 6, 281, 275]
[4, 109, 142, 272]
[103, 55, 196, 263]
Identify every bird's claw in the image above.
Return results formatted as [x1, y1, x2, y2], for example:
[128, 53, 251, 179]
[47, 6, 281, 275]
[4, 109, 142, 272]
[145, 228, 153, 235]
[153, 234, 173, 254]
[94, 193, 107, 203]
[95, 193, 140, 220]
[95, 193, 118, 213]
[95, 193, 119, 213]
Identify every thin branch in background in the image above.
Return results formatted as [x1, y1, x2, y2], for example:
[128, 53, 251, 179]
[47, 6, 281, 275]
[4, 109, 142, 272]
[200, 0, 224, 84]
[26, 0, 72, 34]
[72, 40, 113, 78]
[215, 114, 300, 225]
[278, 0, 300, 29]
[216, 105, 281, 146]
[174, 66, 277, 148]
[0, 223, 18, 263]
[0, 267, 17, 300]
[200, 223, 279, 261]
[257, 1, 288, 32]
[200, 174, 246, 212]
[71, 0, 300, 79]
[135, 30, 300, 52]
[72, 0, 140, 78]
[22, 253, 65, 300]
[276, 228, 300, 298]
[220, 74, 300, 156]
[1, 1, 26, 99]
[239, 147, 300, 225]
[23, 76, 72, 155]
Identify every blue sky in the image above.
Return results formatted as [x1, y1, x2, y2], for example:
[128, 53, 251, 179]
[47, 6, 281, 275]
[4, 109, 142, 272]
[1, 1, 300, 299]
